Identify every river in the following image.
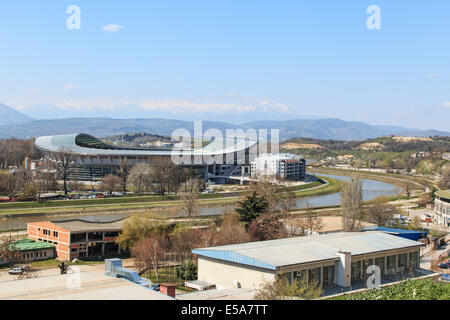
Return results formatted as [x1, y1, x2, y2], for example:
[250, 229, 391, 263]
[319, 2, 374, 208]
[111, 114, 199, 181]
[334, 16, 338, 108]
[0, 174, 402, 232]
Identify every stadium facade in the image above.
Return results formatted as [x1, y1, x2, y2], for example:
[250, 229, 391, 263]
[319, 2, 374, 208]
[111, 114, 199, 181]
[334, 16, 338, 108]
[34, 133, 260, 182]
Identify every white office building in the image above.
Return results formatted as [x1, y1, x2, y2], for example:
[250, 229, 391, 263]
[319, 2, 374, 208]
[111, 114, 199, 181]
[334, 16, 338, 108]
[250, 153, 306, 181]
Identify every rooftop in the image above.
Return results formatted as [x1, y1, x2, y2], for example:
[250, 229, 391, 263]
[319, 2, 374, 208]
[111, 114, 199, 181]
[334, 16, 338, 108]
[435, 190, 450, 200]
[13, 238, 55, 251]
[254, 153, 304, 161]
[35, 133, 257, 157]
[192, 231, 423, 271]
[0, 271, 172, 300]
[177, 288, 256, 300]
[49, 219, 124, 232]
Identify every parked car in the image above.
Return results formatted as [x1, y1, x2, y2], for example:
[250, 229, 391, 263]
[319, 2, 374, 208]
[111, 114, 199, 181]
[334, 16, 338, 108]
[151, 283, 160, 291]
[438, 262, 450, 269]
[420, 214, 432, 222]
[8, 266, 29, 275]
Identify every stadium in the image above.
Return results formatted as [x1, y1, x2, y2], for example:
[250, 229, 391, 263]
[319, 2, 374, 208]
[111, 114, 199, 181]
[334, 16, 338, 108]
[34, 133, 259, 182]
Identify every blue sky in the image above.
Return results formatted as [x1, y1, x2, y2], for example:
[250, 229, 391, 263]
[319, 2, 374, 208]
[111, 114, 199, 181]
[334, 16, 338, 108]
[0, 1, 449, 130]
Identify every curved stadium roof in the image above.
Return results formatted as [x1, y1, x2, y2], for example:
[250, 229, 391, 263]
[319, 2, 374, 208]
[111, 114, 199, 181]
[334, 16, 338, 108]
[35, 133, 257, 157]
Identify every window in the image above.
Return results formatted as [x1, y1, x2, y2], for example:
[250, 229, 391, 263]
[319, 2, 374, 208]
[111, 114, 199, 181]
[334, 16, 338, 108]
[375, 257, 385, 273]
[387, 255, 396, 272]
[53, 231, 59, 237]
[294, 270, 307, 283]
[323, 265, 335, 286]
[409, 251, 419, 270]
[308, 267, 321, 284]
[351, 261, 362, 281]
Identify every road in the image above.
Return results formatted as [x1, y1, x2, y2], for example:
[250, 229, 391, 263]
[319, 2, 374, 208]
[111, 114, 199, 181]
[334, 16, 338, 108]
[420, 242, 450, 270]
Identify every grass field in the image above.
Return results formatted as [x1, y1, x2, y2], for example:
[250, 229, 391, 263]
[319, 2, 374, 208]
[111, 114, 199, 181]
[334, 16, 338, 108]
[0, 177, 339, 217]
[142, 266, 195, 292]
[29, 258, 104, 270]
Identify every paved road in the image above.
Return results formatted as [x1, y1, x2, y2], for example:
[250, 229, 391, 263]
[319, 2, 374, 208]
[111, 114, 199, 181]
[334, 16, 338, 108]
[421, 242, 450, 269]
[0, 262, 108, 283]
[406, 208, 450, 233]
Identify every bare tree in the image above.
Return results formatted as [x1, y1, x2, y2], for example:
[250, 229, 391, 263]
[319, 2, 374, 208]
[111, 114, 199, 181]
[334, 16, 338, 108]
[0, 240, 22, 266]
[181, 178, 201, 218]
[279, 190, 297, 215]
[341, 175, 364, 232]
[299, 205, 323, 236]
[0, 172, 21, 200]
[99, 174, 121, 194]
[215, 212, 250, 245]
[249, 180, 280, 213]
[52, 147, 74, 195]
[117, 158, 130, 195]
[366, 197, 398, 227]
[171, 226, 206, 260]
[149, 157, 169, 195]
[439, 166, 450, 189]
[128, 163, 151, 194]
[0, 138, 41, 169]
[284, 204, 323, 237]
[34, 161, 58, 194]
[132, 234, 167, 281]
[248, 213, 287, 241]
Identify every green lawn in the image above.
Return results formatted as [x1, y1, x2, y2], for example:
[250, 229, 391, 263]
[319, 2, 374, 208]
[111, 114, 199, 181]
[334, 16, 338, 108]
[329, 279, 450, 300]
[142, 266, 197, 293]
[29, 258, 104, 270]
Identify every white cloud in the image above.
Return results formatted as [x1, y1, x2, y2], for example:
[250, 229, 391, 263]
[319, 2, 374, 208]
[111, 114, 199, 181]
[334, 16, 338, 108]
[427, 74, 440, 79]
[29, 98, 292, 115]
[62, 83, 79, 91]
[102, 24, 124, 32]
[258, 100, 291, 113]
[438, 102, 450, 108]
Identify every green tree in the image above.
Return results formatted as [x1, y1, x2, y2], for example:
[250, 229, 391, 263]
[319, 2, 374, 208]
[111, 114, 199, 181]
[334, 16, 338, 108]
[176, 260, 198, 281]
[116, 214, 170, 251]
[236, 191, 269, 227]
[254, 277, 322, 300]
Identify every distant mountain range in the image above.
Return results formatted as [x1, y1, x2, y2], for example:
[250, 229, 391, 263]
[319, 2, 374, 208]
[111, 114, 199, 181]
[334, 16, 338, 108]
[0, 103, 34, 126]
[0, 102, 448, 141]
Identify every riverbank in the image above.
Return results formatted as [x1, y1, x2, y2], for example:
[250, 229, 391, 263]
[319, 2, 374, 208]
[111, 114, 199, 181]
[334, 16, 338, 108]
[309, 166, 431, 193]
[0, 176, 340, 219]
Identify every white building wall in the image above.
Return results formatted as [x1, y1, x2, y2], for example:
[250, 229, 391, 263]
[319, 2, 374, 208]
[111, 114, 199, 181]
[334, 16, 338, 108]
[197, 257, 276, 289]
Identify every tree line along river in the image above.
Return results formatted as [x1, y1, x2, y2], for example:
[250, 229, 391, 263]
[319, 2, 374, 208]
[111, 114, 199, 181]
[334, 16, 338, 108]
[0, 174, 402, 232]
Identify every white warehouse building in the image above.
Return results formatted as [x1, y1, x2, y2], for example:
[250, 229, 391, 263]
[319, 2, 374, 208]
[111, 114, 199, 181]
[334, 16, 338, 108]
[192, 232, 423, 290]
[250, 153, 306, 181]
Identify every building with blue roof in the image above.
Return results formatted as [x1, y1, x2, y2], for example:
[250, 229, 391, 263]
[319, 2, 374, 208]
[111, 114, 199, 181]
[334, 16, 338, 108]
[376, 227, 427, 241]
[193, 231, 424, 290]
